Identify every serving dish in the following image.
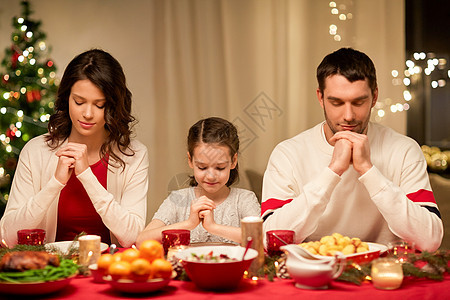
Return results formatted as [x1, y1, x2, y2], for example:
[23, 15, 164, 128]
[45, 241, 108, 255]
[175, 245, 258, 290]
[281, 245, 346, 289]
[0, 275, 75, 295]
[298, 242, 387, 264]
[104, 274, 174, 294]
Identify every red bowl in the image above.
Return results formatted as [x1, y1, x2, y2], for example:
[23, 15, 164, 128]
[175, 245, 258, 290]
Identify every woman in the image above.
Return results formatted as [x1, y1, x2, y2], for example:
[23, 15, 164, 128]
[0, 49, 148, 247]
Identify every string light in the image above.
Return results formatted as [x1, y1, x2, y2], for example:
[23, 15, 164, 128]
[403, 90, 412, 101]
[383, 51, 450, 119]
[327, 1, 352, 42]
[39, 41, 46, 51]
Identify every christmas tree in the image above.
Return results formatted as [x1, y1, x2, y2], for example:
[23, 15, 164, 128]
[0, 1, 58, 216]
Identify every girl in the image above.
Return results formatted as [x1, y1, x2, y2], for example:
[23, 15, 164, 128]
[0, 49, 149, 247]
[136, 117, 260, 246]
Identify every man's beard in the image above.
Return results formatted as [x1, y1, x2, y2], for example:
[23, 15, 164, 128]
[324, 109, 370, 135]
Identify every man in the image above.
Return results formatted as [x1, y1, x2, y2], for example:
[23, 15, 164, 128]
[261, 48, 442, 251]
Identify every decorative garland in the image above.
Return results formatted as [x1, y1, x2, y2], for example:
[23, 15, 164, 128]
[3, 242, 449, 285]
[0, 232, 86, 261]
[264, 250, 450, 285]
[0, 244, 46, 260]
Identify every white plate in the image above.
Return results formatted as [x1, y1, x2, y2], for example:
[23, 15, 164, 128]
[45, 241, 108, 254]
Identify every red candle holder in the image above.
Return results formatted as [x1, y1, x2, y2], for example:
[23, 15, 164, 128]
[161, 229, 190, 255]
[387, 240, 416, 263]
[266, 230, 295, 256]
[17, 229, 46, 245]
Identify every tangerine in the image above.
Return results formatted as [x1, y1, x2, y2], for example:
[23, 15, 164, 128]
[130, 258, 153, 281]
[112, 252, 123, 262]
[97, 253, 114, 271]
[139, 240, 164, 262]
[108, 261, 131, 280]
[151, 258, 173, 279]
[121, 248, 140, 263]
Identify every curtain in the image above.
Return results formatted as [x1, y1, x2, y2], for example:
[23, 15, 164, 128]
[142, 0, 405, 219]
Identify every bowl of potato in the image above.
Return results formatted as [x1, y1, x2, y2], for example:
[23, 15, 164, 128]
[297, 233, 388, 264]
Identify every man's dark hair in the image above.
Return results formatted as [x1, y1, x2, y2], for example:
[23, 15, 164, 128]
[317, 47, 377, 95]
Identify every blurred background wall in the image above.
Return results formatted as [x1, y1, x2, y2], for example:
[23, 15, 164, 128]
[0, 0, 407, 222]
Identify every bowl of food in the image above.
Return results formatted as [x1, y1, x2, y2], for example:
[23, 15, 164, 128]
[298, 233, 388, 264]
[175, 245, 258, 290]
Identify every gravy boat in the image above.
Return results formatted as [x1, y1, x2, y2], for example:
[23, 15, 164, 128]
[280, 244, 346, 289]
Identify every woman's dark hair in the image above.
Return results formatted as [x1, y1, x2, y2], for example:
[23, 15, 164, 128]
[46, 49, 135, 170]
[316, 47, 377, 96]
[187, 117, 239, 187]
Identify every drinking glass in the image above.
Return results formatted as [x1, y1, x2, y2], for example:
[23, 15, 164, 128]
[161, 229, 190, 255]
[17, 229, 46, 245]
[387, 240, 415, 263]
[266, 230, 295, 256]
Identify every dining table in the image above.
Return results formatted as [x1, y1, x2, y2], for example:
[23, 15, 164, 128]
[1, 269, 449, 300]
[2, 242, 450, 300]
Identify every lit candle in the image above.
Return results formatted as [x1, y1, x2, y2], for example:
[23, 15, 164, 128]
[371, 257, 403, 290]
[78, 235, 101, 267]
[167, 245, 189, 260]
